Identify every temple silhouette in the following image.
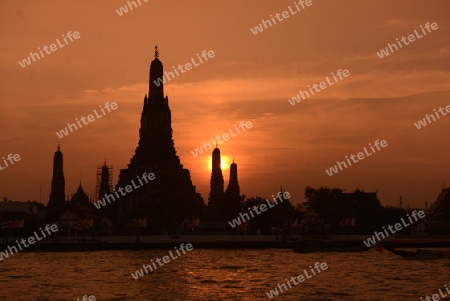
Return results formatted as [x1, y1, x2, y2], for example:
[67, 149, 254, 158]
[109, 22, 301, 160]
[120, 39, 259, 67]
[46, 143, 66, 221]
[39, 47, 450, 237]
[42, 47, 248, 235]
[206, 146, 242, 229]
[111, 46, 205, 233]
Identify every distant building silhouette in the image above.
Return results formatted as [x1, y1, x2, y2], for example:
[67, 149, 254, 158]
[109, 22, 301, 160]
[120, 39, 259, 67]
[97, 162, 112, 200]
[46, 143, 66, 221]
[114, 46, 204, 232]
[207, 148, 242, 224]
[0, 200, 45, 218]
[225, 158, 240, 201]
[66, 182, 96, 220]
[427, 187, 450, 233]
[342, 189, 379, 204]
[428, 188, 450, 220]
[96, 161, 114, 217]
[207, 147, 226, 221]
[224, 158, 243, 220]
[70, 182, 90, 204]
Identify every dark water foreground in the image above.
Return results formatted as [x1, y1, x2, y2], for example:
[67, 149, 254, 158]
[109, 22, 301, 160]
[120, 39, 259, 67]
[0, 249, 449, 300]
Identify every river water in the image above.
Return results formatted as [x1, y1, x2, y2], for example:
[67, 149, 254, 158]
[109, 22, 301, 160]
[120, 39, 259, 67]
[0, 248, 448, 300]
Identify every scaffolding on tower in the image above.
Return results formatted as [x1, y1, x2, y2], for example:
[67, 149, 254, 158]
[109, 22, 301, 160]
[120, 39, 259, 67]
[96, 163, 113, 201]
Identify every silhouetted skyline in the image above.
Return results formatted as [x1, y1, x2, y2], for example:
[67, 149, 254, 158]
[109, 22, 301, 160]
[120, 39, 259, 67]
[1, 1, 450, 209]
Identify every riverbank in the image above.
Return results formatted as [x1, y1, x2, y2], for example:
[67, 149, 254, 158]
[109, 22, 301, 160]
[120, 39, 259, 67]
[2, 235, 450, 252]
[0, 235, 283, 252]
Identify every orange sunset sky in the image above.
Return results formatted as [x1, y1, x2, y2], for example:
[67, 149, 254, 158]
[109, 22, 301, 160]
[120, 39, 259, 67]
[1, 0, 450, 209]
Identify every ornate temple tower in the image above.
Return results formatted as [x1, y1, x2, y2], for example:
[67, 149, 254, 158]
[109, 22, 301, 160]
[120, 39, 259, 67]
[97, 162, 112, 200]
[224, 159, 242, 219]
[96, 162, 113, 217]
[225, 159, 239, 198]
[207, 151, 243, 223]
[115, 46, 205, 232]
[46, 143, 66, 221]
[210, 147, 224, 199]
[207, 147, 225, 220]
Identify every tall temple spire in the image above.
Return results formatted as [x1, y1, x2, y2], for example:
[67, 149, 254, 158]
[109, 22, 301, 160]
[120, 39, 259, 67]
[95, 161, 113, 216]
[210, 147, 224, 193]
[139, 49, 174, 155]
[46, 144, 66, 221]
[206, 148, 242, 224]
[114, 51, 204, 232]
[225, 159, 240, 208]
[149, 45, 164, 99]
[208, 147, 225, 221]
[98, 161, 112, 199]
[227, 160, 239, 190]
[212, 147, 222, 172]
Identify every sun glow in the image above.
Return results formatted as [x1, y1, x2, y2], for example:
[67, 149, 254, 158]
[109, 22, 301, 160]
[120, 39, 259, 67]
[206, 155, 231, 171]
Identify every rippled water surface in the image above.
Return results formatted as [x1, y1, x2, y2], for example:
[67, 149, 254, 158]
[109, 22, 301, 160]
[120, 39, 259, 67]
[1, 249, 449, 300]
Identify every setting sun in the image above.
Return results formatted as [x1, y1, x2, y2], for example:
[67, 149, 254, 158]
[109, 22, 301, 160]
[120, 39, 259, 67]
[207, 154, 231, 171]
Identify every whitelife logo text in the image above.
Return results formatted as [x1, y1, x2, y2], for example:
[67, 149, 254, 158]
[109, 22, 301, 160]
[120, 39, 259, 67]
[152, 50, 215, 87]
[288, 69, 350, 106]
[18, 31, 81, 68]
[250, 0, 313, 35]
[93, 172, 155, 209]
[363, 210, 425, 247]
[414, 105, 450, 129]
[376, 22, 439, 59]
[115, 0, 149, 16]
[56, 102, 118, 139]
[191, 121, 253, 158]
[131, 243, 193, 280]
[325, 139, 388, 176]
[0, 153, 21, 172]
